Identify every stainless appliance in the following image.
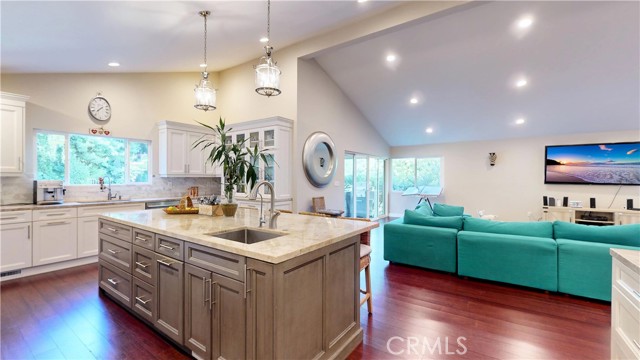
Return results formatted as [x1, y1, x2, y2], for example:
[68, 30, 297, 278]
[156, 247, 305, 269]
[33, 180, 65, 205]
[145, 200, 179, 209]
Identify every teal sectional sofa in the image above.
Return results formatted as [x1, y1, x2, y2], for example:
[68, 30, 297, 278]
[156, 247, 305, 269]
[384, 205, 640, 301]
[457, 218, 558, 292]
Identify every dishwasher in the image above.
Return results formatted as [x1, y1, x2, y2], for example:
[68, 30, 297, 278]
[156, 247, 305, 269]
[144, 200, 179, 209]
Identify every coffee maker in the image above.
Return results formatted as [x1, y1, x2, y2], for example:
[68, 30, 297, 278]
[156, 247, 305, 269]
[33, 180, 65, 205]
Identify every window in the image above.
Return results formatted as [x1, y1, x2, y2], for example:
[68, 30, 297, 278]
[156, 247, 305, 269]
[36, 131, 150, 185]
[391, 157, 441, 191]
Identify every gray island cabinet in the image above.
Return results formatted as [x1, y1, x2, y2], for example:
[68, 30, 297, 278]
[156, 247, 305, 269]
[97, 208, 377, 360]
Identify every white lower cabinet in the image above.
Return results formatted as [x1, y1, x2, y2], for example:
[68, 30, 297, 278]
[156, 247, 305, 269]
[32, 218, 78, 266]
[77, 216, 99, 258]
[0, 222, 32, 272]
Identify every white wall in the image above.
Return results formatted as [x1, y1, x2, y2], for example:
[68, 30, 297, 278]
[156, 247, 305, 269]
[389, 130, 640, 221]
[0, 72, 222, 203]
[296, 59, 389, 212]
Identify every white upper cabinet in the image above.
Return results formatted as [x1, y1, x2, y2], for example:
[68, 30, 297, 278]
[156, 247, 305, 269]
[0, 92, 29, 176]
[158, 121, 221, 177]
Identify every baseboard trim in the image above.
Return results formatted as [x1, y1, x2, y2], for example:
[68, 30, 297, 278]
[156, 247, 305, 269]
[0, 256, 98, 282]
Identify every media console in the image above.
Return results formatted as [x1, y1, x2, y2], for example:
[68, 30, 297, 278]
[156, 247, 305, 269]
[542, 207, 640, 226]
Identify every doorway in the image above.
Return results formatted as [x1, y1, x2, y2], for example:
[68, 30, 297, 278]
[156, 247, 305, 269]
[344, 152, 386, 219]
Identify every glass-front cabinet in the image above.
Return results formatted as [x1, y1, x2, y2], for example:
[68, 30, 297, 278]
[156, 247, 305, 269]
[225, 117, 293, 209]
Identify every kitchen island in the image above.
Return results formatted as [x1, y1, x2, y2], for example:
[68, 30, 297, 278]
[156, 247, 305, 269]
[97, 208, 377, 360]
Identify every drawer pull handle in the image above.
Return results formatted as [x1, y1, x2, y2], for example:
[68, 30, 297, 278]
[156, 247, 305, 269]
[107, 249, 120, 254]
[46, 213, 66, 217]
[46, 221, 69, 226]
[107, 227, 118, 232]
[633, 340, 640, 351]
[107, 278, 119, 285]
[157, 259, 175, 266]
[1, 216, 18, 220]
[134, 236, 148, 242]
[135, 261, 149, 268]
[135, 296, 151, 305]
[159, 243, 175, 250]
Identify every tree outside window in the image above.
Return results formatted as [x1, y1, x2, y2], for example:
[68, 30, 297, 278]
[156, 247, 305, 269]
[391, 157, 441, 191]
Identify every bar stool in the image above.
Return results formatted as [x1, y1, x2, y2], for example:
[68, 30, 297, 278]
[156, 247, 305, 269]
[339, 217, 373, 314]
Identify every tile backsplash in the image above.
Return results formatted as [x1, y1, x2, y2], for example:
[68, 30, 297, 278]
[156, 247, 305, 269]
[0, 175, 221, 205]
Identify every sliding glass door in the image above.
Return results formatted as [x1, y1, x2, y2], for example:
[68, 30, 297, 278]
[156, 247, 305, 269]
[344, 152, 386, 219]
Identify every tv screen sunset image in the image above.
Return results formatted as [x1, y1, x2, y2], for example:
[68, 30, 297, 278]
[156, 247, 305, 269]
[545, 143, 640, 185]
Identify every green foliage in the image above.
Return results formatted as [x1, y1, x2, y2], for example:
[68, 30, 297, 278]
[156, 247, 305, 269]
[391, 157, 441, 191]
[194, 117, 269, 203]
[36, 132, 149, 185]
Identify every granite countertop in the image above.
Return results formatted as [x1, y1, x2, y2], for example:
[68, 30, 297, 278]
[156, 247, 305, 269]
[100, 208, 378, 264]
[0, 197, 183, 212]
[611, 248, 640, 273]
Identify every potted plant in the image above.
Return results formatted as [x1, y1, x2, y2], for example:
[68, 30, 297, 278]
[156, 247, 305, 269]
[194, 117, 268, 216]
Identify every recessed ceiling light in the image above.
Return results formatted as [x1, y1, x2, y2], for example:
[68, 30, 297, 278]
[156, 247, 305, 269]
[259, 37, 269, 43]
[515, 118, 526, 125]
[517, 17, 534, 29]
[357, 0, 368, 3]
[516, 78, 528, 87]
[200, 63, 207, 68]
[425, 127, 433, 134]
[108, 62, 120, 67]
[386, 54, 396, 62]
[410, 97, 418, 104]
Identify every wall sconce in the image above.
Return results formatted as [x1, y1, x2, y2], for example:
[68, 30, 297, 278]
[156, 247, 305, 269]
[489, 152, 497, 166]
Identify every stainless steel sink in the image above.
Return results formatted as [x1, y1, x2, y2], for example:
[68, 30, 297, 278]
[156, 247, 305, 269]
[207, 228, 286, 244]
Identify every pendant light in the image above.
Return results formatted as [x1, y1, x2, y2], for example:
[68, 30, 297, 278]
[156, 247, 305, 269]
[194, 10, 216, 111]
[255, 0, 281, 97]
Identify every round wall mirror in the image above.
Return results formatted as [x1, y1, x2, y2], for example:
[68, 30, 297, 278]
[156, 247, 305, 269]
[302, 132, 337, 188]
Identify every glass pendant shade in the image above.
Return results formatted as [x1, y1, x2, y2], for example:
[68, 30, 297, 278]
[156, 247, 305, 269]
[255, 50, 281, 97]
[194, 71, 216, 111]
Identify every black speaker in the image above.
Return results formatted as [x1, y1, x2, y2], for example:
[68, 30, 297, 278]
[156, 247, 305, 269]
[543, 196, 548, 206]
[590, 198, 596, 209]
[627, 199, 634, 209]
[549, 198, 556, 207]
[563, 197, 568, 207]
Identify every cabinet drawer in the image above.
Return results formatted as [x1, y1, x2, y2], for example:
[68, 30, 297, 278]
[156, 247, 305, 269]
[99, 261, 132, 308]
[0, 210, 32, 225]
[612, 286, 640, 357]
[33, 208, 76, 221]
[132, 277, 156, 324]
[185, 242, 245, 282]
[99, 234, 132, 273]
[99, 219, 132, 242]
[133, 228, 155, 250]
[133, 245, 156, 284]
[156, 234, 184, 261]
[614, 259, 640, 302]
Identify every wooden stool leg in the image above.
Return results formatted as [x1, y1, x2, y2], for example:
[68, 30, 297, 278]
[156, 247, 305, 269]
[365, 264, 372, 314]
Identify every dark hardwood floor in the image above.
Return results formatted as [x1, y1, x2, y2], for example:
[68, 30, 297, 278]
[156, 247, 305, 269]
[1, 221, 611, 360]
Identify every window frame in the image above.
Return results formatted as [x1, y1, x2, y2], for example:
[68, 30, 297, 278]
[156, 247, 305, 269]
[34, 129, 152, 186]
[390, 157, 443, 193]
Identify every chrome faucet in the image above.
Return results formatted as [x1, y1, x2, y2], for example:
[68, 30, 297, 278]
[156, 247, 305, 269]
[249, 181, 280, 229]
[101, 177, 118, 200]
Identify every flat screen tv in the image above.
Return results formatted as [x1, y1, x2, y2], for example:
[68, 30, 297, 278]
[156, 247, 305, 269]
[545, 141, 640, 185]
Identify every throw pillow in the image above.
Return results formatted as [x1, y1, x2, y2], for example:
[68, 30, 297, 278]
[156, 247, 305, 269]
[433, 203, 464, 217]
[414, 204, 433, 216]
[404, 210, 463, 230]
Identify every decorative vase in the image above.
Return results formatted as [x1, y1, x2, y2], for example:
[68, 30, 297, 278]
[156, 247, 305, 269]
[221, 203, 238, 217]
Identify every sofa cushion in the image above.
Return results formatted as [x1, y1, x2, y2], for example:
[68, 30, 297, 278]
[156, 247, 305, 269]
[553, 221, 640, 246]
[414, 204, 433, 216]
[404, 210, 463, 230]
[433, 203, 464, 217]
[463, 217, 553, 238]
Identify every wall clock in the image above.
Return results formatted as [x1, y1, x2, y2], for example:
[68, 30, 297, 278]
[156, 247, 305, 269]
[302, 132, 337, 188]
[88, 94, 112, 121]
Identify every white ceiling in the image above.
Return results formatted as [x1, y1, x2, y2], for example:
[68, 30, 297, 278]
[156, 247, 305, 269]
[2, 1, 639, 147]
[315, 1, 640, 146]
[1, 0, 396, 73]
